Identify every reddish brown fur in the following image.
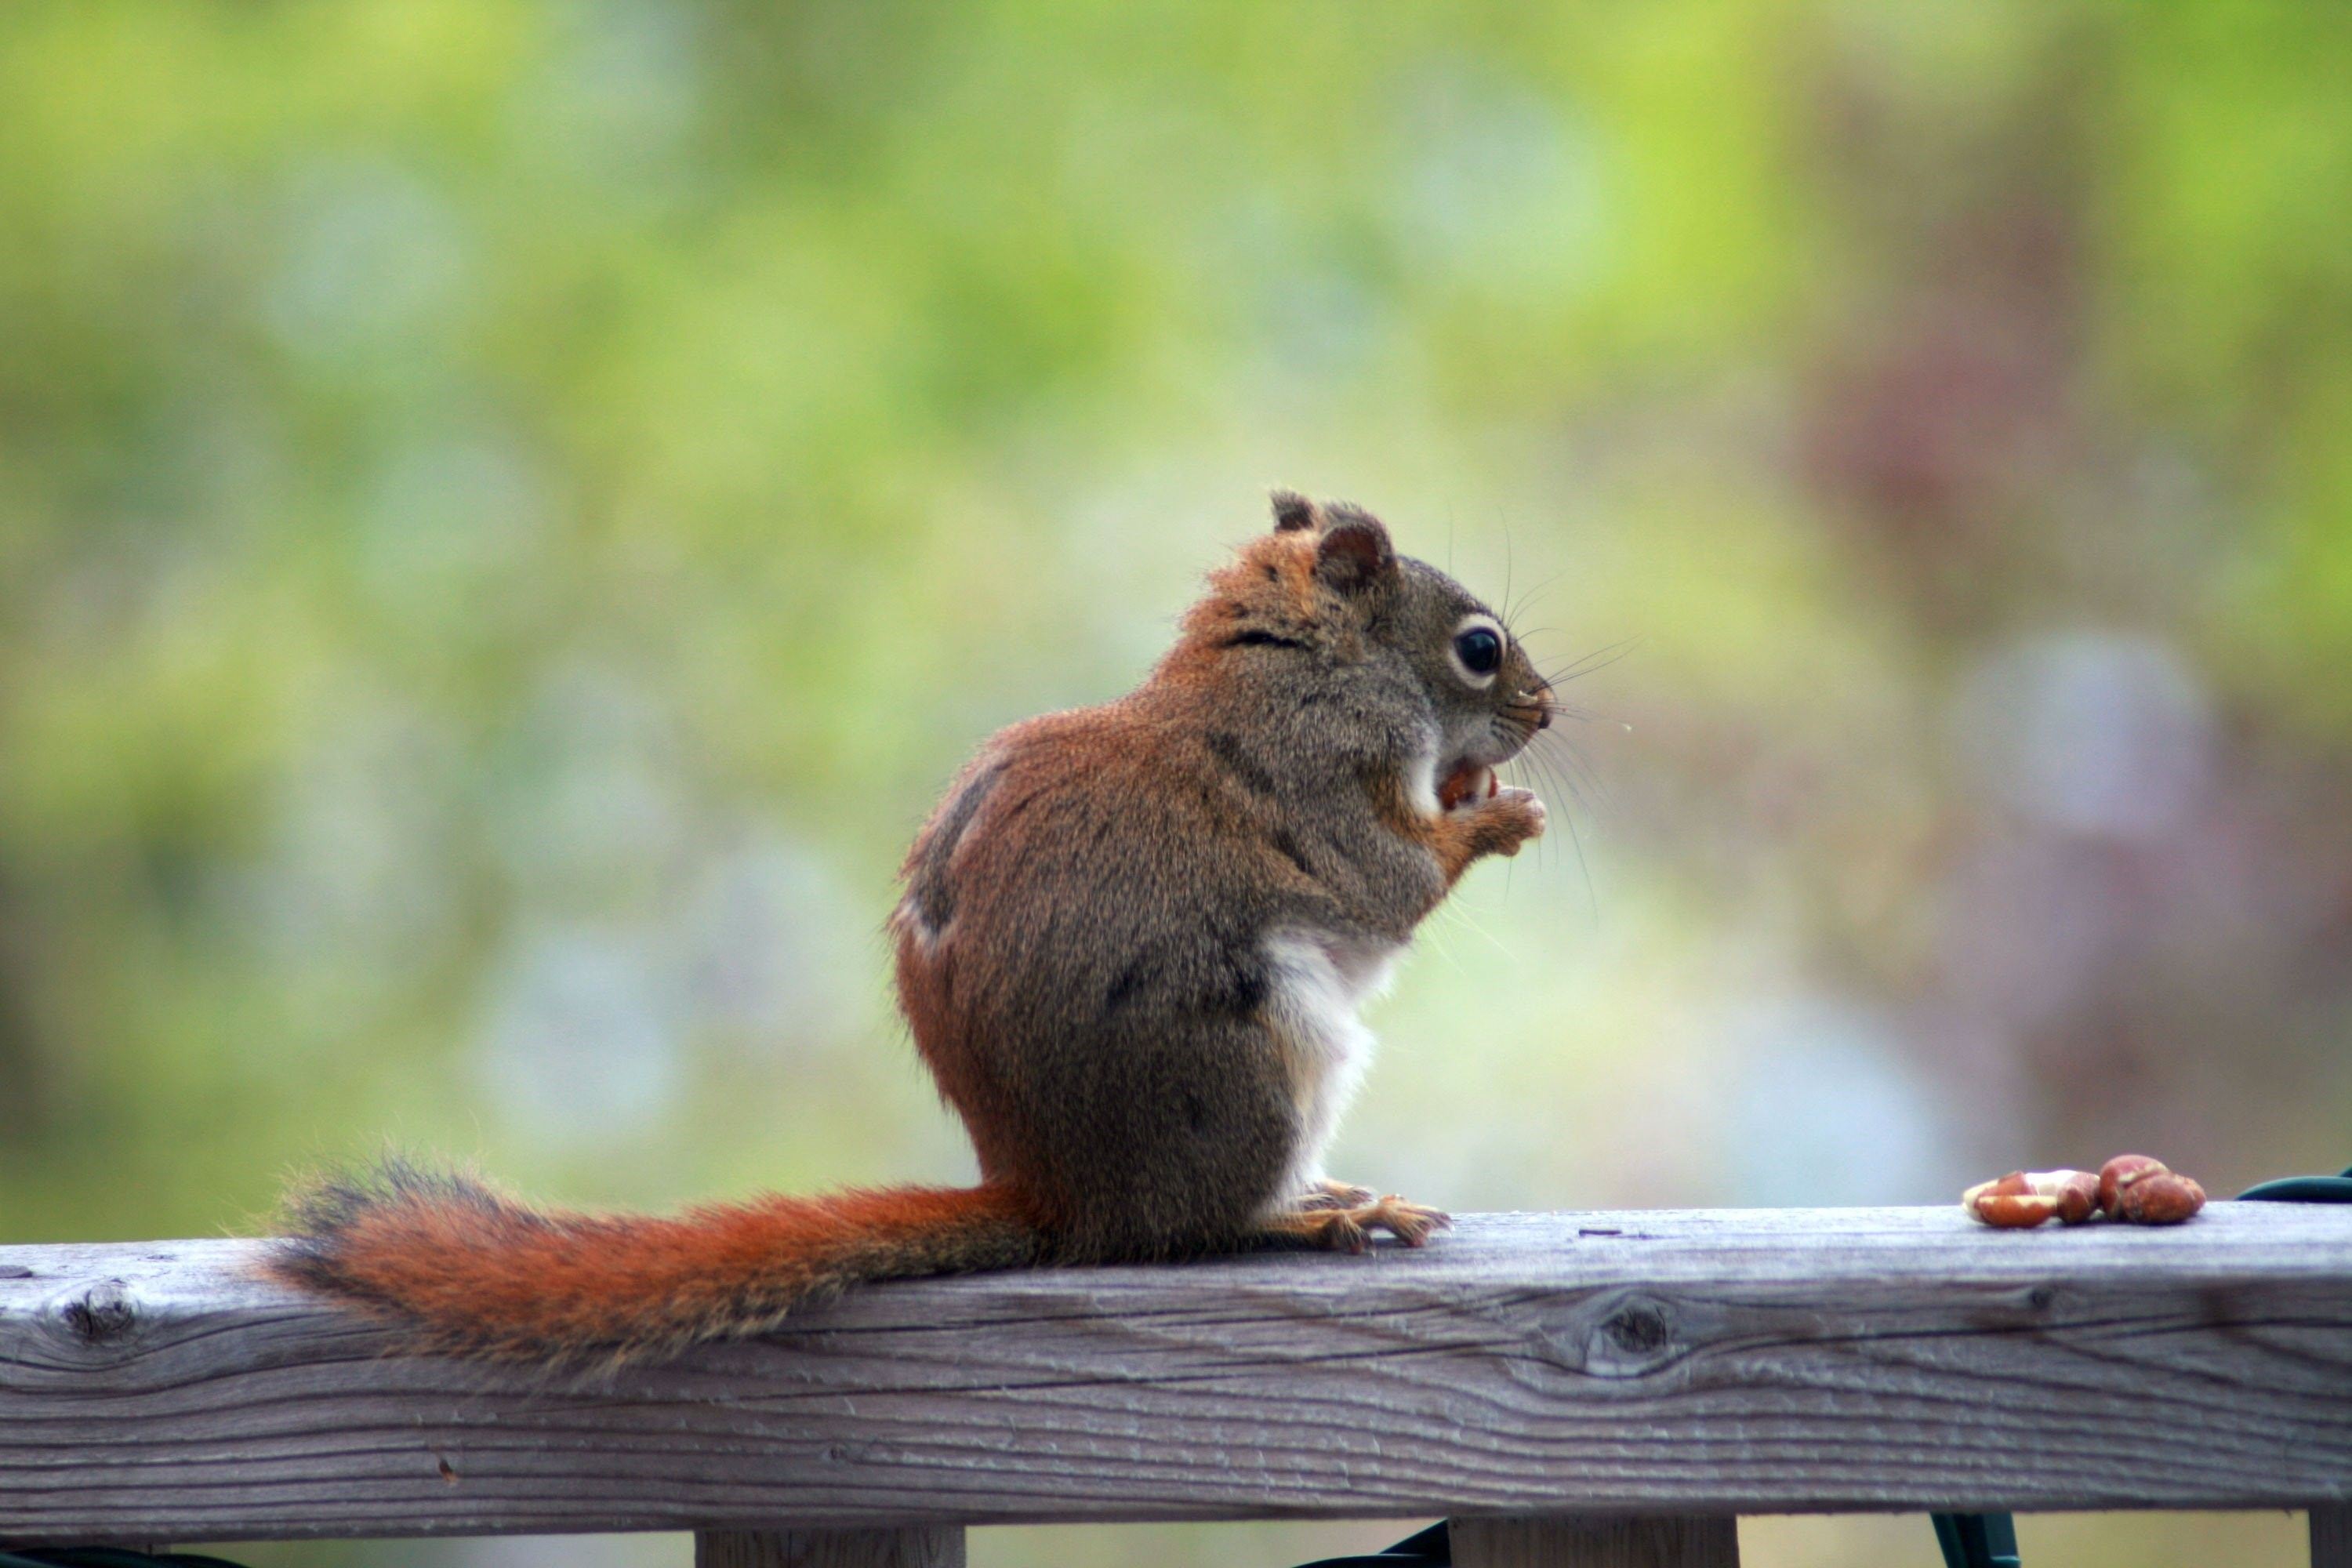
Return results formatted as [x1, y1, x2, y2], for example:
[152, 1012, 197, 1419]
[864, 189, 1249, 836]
[1174, 530, 1338, 661]
[272, 1162, 1040, 1363]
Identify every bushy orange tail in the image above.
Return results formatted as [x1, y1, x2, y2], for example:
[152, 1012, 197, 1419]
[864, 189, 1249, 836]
[269, 1160, 1045, 1363]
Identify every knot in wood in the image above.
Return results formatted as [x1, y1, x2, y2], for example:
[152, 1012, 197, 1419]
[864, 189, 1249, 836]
[1605, 1302, 1671, 1354]
[60, 1279, 138, 1345]
[1581, 1294, 1682, 1377]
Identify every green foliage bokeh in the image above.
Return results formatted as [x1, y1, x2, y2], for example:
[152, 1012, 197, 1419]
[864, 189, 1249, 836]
[3, 5, 2350, 1566]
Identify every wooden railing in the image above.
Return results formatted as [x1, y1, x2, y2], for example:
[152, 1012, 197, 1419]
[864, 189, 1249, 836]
[5, 1206, 2350, 1566]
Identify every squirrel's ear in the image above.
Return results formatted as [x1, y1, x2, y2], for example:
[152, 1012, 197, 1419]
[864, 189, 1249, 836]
[1270, 488, 1323, 533]
[1314, 510, 1396, 595]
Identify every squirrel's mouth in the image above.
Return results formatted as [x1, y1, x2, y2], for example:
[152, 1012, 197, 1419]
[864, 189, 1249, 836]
[1436, 760, 1500, 813]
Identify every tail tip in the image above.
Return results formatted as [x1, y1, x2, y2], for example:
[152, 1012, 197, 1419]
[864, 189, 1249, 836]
[266, 1154, 510, 1290]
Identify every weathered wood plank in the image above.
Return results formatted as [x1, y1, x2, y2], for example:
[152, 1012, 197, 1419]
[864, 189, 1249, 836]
[1450, 1515, 1738, 1568]
[696, 1527, 964, 1568]
[3, 1206, 2350, 1543]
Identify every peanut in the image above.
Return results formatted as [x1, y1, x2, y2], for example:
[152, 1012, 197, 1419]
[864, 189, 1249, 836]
[2097, 1153, 2169, 1216]
[1962, 1170, 2100, 1228]
[2115, 1170, 2205, 1225]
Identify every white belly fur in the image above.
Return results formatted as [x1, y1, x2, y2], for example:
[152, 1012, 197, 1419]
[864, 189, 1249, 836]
[1261, 928, 1403, 1214]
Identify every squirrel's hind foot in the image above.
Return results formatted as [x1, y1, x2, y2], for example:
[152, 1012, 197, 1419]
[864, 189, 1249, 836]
[1261, 1192, 1451, 1253]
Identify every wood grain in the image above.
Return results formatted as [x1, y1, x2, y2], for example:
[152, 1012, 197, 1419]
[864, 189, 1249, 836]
[696, 1528, 964, 1568]
[1450, 1515, 1738, 1568]
[3, 1206, 2350, 1544]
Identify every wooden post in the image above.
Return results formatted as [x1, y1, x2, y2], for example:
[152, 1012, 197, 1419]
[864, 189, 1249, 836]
[695, 1528, 965, 1568]
[2314, 1507, 2351, 1568]
[1450, 1515, 1738, 1568]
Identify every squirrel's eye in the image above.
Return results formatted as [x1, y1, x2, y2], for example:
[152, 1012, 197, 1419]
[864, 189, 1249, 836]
[1453, 625, 1503, 678]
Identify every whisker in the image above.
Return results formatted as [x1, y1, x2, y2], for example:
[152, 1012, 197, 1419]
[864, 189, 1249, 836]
[1544, 715, 1616, 855]
[1504, 567, 1573, 630]
[1529, 746, 1581, 862]
[1558, 780, 1596, 917]
[1504, 742, 1595, 913]
[1501, 521, 1515, 637]
[1432, 887, 1520, 963]
[1538, 637, 1641, 686]
[1535, 736, 1599, 902]
[1534, 726, 1611, 813]
[1530, 695, 1604, 724]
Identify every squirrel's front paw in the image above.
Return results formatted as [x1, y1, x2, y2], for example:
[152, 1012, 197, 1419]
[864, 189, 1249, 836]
[1470, 786, 1547, 856]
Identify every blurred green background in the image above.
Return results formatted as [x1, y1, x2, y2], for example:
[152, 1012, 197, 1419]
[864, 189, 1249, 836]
[4, 3, 2349, 1566]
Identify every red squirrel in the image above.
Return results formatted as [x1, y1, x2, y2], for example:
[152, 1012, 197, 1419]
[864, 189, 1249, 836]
[269, 493, 1555, 1362]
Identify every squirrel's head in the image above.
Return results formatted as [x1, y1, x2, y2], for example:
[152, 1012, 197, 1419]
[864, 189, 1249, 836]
[1178, 491, 1555, 807]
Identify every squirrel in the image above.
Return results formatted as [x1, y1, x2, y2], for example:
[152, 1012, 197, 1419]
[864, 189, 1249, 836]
[268, 492, 1555, 1363]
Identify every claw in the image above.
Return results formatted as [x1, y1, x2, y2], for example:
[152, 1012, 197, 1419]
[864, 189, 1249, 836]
[1363, 1195, 1450, 1247]
[1297, 1178, 1377, 1211]
[1321, 1214, 1370, 1254]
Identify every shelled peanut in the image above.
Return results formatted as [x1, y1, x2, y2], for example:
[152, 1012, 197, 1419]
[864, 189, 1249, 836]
[1962, 1153, 2205, 1229]
[1962, 1169, 2100, 1228]
[2097, 1153, 2205, 1223]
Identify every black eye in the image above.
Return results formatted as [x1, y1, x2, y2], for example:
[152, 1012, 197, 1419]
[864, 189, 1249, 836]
[1453, 626, 1502, 677]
